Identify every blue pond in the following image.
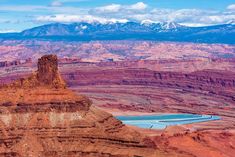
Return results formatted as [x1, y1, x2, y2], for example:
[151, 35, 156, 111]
[116, 114, 220, 129]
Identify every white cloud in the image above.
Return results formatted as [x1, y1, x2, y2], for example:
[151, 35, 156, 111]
[34, 6, 235, 27]
[1, 2, 235, 28]
[95, 4, 121, 13]
[0, 29, 18, 33]
[180, 23, 213, 27]
[129, 2, 147, 10]
[227, 4, 235, 10]
[51, 1, 63, 7]
[36, 14, 128, 24]
[93, 2, 147, 14]
[90, 5, 235, 26]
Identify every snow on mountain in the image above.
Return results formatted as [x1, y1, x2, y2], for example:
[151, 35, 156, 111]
[0, 21, 234, 44]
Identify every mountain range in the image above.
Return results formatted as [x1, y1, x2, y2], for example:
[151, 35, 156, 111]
[0, 22, 235, 44]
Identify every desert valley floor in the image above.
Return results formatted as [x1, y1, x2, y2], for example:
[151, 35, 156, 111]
[0, 53, 235, 157]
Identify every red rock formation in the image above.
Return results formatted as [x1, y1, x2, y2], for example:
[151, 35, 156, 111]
[0, 59, 31, 68]
[36, 55, 66, 88]
[0, 55, 157, 157]
[37, 55, 59, 84]
[0, 41, 235, 62]
[4, 55, 66, 89]
[62, 68, 235, 100]
[154, 130, 235, 157]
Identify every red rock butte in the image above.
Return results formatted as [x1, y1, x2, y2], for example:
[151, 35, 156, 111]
[0, 55, 157, 157]
[37, 55, 63, 86]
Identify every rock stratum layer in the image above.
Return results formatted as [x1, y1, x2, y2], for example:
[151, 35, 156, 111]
[0, 41, 235, 62]
[0, 55, 157, 157]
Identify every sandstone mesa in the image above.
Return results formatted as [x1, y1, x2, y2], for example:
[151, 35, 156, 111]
[0, 55, 157, 157]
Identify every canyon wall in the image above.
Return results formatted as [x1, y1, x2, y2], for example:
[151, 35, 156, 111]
[62, 68, 235, 100]
[0, 55, 157, 157]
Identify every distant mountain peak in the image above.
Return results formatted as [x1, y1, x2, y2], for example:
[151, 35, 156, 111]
[75, 24, 88, 31]
[160, 22, 183, 29]
[1, 21, 234, 44]
[141, 20, 156, 25]
[227, 20, 235, 25]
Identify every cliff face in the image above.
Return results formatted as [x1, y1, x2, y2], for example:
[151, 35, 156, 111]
[0, 55, 157, 157]
[37, 55, 59, 85]
[63, 68, 235, 96]
[3, 55, 66, 89]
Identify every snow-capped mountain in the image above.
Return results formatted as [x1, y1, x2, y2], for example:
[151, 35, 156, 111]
[159, 22, 183, 30]
[0, 22, 235, 44]
[19, 22, 187, 37]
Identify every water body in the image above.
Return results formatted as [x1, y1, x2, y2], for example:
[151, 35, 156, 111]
[116, 114, 220, 129]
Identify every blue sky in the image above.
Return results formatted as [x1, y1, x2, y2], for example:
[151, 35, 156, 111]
[0, 0, 235, 32]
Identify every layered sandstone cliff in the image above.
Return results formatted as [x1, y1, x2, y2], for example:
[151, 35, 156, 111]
[0, 55, 157, 157]
[62, 68, 235, 101]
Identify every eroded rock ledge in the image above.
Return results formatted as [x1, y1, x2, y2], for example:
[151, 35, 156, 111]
[0, 55, 157, 157]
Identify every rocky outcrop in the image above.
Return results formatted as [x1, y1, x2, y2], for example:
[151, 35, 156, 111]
[0, 58, 32, 68]
[4, 55, 66, 89]
[0, 55, 157, 157]
[154, 130, 235, 157]
[2, 59, 234, 102]
[37, 55, 60, 85]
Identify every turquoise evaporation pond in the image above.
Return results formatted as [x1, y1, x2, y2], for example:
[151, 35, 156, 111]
[116, 114, 221, 129]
